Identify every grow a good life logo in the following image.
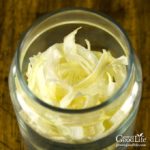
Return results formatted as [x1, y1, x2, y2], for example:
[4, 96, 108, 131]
[116, 133, 147, 148]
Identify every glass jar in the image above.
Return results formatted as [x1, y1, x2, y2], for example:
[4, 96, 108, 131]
[9, 8, 142, 150]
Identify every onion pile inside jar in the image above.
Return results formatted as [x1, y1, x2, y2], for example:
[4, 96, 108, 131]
[27, 27, 128, 109]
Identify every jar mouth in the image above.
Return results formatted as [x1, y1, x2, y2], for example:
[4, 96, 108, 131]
[16, 8, 134, 114]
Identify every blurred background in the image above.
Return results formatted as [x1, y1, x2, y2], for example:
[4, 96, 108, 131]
[0, 0, 149, 149]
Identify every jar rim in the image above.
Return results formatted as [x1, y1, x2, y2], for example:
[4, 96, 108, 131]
[16, 8, 134, 114]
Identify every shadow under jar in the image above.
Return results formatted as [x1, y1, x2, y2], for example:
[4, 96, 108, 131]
[9, 9, 142, 150]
